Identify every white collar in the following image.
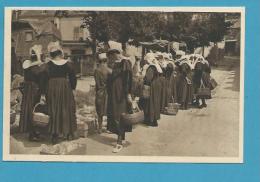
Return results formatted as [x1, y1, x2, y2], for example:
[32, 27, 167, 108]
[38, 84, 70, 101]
[22, 60, 41, 69]
[51, 59, 68, 65]
[115, 59, 122, 63]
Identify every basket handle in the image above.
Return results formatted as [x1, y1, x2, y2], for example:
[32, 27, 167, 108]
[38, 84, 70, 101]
[131, 100, 141, 113]
[172, 96, 175, 103]
[33, 102, 44, 113]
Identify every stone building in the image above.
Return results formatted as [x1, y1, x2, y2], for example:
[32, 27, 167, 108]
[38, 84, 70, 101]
[12, 10, 95, 76]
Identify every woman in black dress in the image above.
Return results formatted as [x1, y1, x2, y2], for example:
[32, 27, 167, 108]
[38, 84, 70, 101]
[140, 53, 162, 127]
[193, 61, 206, 108]
[193, 57, 212, 108]
[163, 62, 178, 108]
[177, 60, 193, 110]
[19, 45, 44, 141]
[106, 49, 133, 153]
[155, 53, 167, 113]
[42, 42, 77, 144]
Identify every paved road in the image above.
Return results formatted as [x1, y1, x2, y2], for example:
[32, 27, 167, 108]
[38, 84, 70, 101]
[10, 56, 241, 157]
[84, 57, 240, 157]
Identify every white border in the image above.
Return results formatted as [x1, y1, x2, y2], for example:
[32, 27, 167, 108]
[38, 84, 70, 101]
[3, 7, 245, 163]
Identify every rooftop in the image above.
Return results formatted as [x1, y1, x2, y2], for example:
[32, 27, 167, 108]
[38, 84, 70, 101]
[12, 20, 61, 40]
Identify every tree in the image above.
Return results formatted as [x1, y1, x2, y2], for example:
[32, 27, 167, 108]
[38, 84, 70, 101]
[81, 11, 111, 54]
[207, 13, 229, 44]
[184, 13, 231, 55]
[163, 12, 193, 41]
[81, 11, 165, 53]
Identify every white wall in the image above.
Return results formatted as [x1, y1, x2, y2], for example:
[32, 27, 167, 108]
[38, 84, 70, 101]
[59, 17, 90, 41]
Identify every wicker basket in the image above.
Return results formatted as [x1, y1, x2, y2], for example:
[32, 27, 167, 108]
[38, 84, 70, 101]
[32, 103, 49, 127]
[196, 80, 211, 99]
[121, 106, 144, 125]
[164, 103, 180, 115]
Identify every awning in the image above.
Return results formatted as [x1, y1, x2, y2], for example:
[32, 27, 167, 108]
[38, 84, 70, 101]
[225, 39, 237, 42]
[140, 40, 169, 52]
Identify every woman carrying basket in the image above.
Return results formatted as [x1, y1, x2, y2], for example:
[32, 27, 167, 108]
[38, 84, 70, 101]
[162, 54, 178, 109]
[140, 53, 162, 127]
[106, 47, 133, 153]
[193, 57, 211, 108]
[19, 45, 44, 141]
[42, 41, 77, 144]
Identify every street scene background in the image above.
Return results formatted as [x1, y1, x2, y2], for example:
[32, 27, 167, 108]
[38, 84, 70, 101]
[9, 10, 241, 157]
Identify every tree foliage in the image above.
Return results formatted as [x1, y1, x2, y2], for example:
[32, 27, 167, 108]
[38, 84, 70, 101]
[55, 11, 233, 53]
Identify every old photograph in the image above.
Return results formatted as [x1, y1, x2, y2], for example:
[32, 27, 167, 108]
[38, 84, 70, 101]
[3, 7, 244, 162]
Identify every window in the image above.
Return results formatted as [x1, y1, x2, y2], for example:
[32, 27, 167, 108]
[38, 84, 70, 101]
[73, 27, 84, 41]
[25, 31, 33, 41]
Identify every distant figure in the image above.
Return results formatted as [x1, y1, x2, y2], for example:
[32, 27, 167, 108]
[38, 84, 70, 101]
[193, 58, 211, 108]
[193, 61, 206, 108]
[155, 52, 167, 112]
[163, 63, 178, 108]
[162, 53, 177, 109]
[177, 60, 193, 110]
[94, 53, 111, 134]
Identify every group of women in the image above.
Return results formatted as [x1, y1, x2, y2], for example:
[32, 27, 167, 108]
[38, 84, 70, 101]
[94, 48, 213, 153]
[137, 51, 212, 127]
[18, 41, 212, 153]
[19, 42, 77, 144]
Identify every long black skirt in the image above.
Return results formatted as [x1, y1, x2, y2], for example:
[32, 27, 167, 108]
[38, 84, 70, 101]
[47, 78, 77, 136]
[140, 77, 161, 124]
[19, 81, 40, 133]
[177, 75, 193, 104]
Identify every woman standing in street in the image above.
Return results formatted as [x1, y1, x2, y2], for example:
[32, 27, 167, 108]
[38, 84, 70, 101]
[163, 62, 178, 109]
[140, 53, 162, 127]
[202, 58, 212, 100]
[106, 48, 133, 153]
[94, 53, 111, 134]
[193, 57, 212, 108]
[161, 53, 178, 109]
[42, 41, 77, 144]
[19, 45, 44, 141]
[193, 60, 206, 108]
[155, 52, 167, 113]
[177, 59, 193, 110]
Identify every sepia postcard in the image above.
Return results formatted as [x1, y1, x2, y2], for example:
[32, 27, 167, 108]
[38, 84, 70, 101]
[3, 7, 245, 163]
